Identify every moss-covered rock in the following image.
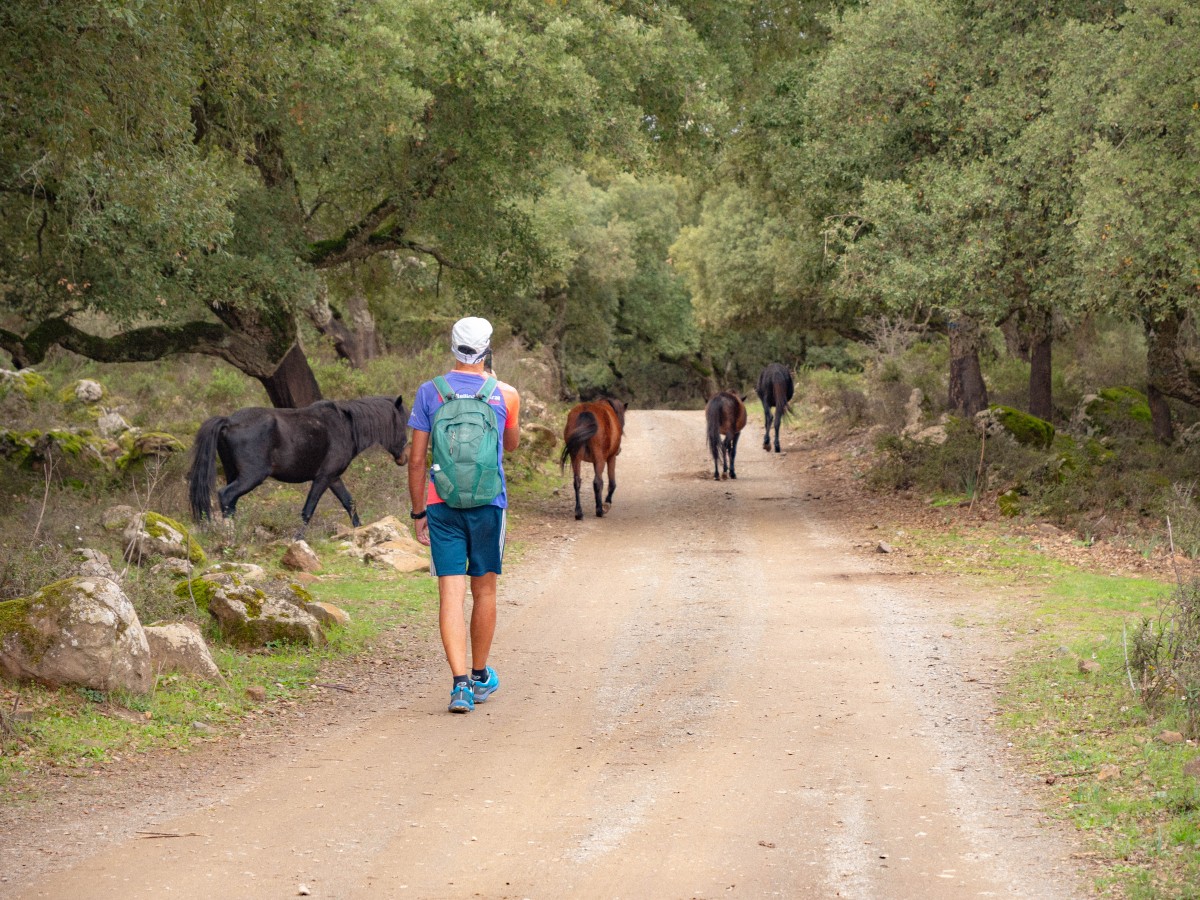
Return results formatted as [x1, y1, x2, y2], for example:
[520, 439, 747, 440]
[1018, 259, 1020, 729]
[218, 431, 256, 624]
[174, 577, 223, 614]
[204, 578, 325, 649]
[989, 405, 1055, 449]
[0, 428, 107, 468]
[115, 431, 185, 469]
[1072, 387, 1153, 439]
[0, 369, 50, 402]
[124, 512, 208, 567]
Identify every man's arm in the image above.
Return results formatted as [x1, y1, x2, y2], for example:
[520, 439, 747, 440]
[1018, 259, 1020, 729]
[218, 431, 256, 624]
[500, 384, 521, 452]
[408, 428, 431, 545]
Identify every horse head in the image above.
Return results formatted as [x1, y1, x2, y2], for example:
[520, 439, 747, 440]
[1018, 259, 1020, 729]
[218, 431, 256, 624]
[603, 397, 627, 427]
[389, 395, 410, 466]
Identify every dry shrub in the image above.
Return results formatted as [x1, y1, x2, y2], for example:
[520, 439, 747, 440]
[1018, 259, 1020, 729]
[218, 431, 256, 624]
[1130, 579, 1200, 737]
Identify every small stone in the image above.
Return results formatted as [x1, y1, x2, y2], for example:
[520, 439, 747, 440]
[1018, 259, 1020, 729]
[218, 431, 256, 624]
[1156, 731, 1185, 745]
[876, 541, 893, 554]
[1055, 646, 1074, 658]
[246, 686, 267, 702]
[298, 885, 311, 896]
[1077, 659, 1101, 675]
[305, 602, 351, 629]
[74, 379, 103, 403]
[281, 540, 321, 572]
[96, 409, 130, 438]
[190, 721, 216, 736]
[1096, 764, 1121, 781]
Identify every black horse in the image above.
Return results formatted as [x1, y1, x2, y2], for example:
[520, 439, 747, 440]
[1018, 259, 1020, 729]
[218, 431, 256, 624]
[756, 363, 795, 453]
[188, 396, 409, 534]
[705, 391, 747, 481]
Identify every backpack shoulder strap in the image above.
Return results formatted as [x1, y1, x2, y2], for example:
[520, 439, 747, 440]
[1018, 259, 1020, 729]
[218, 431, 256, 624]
[476, 376, 498, 401]
[432, 375, 454, 402]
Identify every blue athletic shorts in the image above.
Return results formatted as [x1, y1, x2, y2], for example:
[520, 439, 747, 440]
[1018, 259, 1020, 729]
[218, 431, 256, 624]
[426, 503, 506, 577]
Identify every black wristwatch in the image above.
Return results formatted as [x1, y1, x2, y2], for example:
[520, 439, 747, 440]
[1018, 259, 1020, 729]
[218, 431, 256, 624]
[410, 509, 427, 520]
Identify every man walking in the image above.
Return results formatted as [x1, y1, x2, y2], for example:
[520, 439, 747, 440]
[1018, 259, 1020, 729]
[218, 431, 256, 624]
[408, 317, 521, 713]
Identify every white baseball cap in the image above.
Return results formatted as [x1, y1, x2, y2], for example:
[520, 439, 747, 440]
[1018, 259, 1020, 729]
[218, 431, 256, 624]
[450, 317, 493, 364]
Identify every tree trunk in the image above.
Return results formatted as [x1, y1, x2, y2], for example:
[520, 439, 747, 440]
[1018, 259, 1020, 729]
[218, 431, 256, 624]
[1147, 382, 1174, 444]
[343, 287, 382, 366]
[1144, 310, 1200, 409]
[947, 316, 989, 418]
[1029, 332, 1053, 421]
[259, 342, 323, 408]
[308, 276, 382, 369]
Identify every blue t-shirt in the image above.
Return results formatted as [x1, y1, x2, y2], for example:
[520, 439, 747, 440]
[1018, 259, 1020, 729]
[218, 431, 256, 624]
[408, 371, 511, 508]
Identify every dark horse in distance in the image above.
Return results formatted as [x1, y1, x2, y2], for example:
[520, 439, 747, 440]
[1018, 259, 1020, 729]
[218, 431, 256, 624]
[188, 396, 409, 535]
[756, 363, 794, 453]
[706, 391, 747, 481]
[561, 398, 626, 520]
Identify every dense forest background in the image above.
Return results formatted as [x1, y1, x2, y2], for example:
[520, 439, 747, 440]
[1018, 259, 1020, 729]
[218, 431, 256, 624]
[3, 0, 1195, 418]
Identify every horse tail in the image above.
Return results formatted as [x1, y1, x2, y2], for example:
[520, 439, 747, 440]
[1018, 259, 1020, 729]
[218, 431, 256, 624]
[188, 415, 229, 522]
[560, 410, 599, 470]
[773, 375, 791, 419]
[706, 398, 722, 461]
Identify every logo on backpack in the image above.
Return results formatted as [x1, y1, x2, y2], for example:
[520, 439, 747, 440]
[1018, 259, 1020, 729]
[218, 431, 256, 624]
[429, 375, 501, 508]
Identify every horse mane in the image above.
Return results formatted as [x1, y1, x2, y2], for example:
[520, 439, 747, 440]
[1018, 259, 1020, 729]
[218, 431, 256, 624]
[336, 396, 401, 453]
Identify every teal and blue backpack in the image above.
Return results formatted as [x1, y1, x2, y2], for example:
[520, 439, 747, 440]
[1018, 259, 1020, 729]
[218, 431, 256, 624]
[429, 375, 501, 508]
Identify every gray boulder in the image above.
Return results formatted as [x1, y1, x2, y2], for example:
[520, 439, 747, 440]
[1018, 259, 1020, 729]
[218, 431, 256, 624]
[143, 623, 222, 682]
[0, 577, 152, 694]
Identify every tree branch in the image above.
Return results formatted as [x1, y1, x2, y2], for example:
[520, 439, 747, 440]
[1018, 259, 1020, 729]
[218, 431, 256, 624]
[0, 317, 255, 371]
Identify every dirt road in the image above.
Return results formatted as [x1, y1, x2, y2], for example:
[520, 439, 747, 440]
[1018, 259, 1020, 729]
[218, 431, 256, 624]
[9, 410, 1086, 899]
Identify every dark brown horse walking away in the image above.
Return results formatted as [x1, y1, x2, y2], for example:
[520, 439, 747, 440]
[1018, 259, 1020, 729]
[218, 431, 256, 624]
[756, 363, 795, 453]
[560, 398, 626, 520]
[188, 396, 409, 536]
[706, 391, 747, 481]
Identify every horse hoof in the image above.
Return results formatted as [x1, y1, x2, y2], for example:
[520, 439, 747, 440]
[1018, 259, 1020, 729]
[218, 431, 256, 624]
[730, 473, 737, 479]
[575, 512, 583, 521]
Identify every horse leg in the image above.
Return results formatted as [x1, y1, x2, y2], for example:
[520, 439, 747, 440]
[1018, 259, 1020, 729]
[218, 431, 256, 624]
[719, 434, 729, 480]
[572, 456, 584, 520]
[329, 478, 360, 527]
[592, 456, 605, 517]
[773, 408, 783, 453]
[298, 475, 334, 537]
[729, 431, 741, 479]
[216, 464, 271, 520]
[604, 455, 617, 507]
[762, 400, 772, 451]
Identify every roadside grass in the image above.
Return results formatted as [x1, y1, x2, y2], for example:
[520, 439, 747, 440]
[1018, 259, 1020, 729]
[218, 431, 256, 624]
[903, 526, 1200, 898]
[0, 551, 439, 799]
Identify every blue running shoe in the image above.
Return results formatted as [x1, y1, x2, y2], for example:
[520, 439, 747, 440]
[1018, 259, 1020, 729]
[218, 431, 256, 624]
[448, 681, 475, 713]
[472, 666, 499, 703]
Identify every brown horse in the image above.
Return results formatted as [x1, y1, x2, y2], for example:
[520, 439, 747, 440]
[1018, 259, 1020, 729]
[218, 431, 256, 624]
[560, 398, 626, 520]
[706, 391, 747, 481]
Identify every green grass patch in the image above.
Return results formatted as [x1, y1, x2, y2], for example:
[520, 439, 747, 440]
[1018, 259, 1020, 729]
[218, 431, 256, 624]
[901, 526, 1200, 897]
[0, 555, 437, 795]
